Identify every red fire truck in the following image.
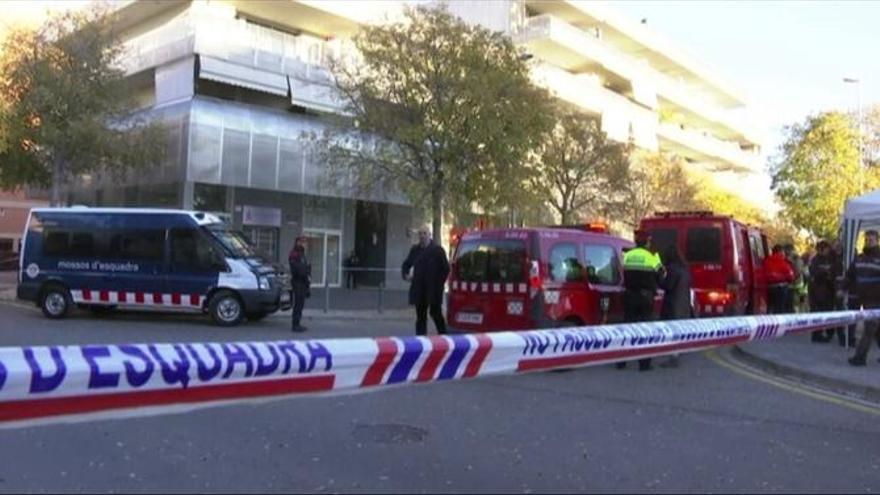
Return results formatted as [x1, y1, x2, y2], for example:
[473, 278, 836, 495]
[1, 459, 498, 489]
[638, 211, 769, 316]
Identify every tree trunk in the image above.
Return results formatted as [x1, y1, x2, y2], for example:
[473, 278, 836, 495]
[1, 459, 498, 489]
[431, 179, 443, 246]
[50, 155, 64, 207]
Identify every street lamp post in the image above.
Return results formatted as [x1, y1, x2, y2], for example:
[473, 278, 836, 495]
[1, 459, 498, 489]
[843, 77, 864, 192]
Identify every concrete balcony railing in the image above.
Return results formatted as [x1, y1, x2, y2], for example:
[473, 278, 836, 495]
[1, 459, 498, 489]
[515, 14, 761, 148]
[530, 63, 659, 150]
[514, 14, 637, 91]
[120, 9, 354, 113]
[657, 122, 761, 173]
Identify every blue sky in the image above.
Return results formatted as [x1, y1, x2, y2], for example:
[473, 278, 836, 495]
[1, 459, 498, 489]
[611, 0, 880, 161]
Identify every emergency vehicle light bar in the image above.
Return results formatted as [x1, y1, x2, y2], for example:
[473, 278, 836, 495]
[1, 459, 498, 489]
[547, 222, 609, 233]
[653, 211, 715, 218]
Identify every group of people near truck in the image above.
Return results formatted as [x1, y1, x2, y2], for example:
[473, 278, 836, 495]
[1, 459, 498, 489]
[763, 231, 880, 366]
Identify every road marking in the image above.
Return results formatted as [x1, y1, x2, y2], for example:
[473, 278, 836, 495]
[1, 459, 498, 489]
[706, 348, 880, 417]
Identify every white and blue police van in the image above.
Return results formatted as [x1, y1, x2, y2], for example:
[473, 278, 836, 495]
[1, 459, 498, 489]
[17, 207, 291, 326]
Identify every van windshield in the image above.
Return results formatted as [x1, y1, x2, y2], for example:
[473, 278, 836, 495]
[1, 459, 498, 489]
[208, 228, 258, 258]
[455, 239, 526, 283]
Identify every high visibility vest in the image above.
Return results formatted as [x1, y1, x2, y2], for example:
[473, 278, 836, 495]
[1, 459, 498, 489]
[623, 247, 662, 273]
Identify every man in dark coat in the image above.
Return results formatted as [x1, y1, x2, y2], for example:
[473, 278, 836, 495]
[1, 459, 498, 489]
[658, 245, 692, 368]
[808, 240, 839, 343]
[289, 239, 311, 333]
[847, 230, 880, 366]
[401, 225, 450, 336]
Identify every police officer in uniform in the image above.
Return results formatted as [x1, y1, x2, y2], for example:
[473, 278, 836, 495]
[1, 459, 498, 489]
[847, 230, 880, 366]
[617, 230, 664, 371]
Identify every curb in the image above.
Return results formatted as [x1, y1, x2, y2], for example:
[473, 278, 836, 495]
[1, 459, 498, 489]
[732, 344, 880, 404]
[297, 311, 411, 322]
[0, 298, 414, 322]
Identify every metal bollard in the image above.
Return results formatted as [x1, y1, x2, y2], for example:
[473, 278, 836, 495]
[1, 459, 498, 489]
[324, 275, 330, 314]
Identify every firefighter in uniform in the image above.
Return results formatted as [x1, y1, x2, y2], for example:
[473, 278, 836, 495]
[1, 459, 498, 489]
[617, 230, 665, 371]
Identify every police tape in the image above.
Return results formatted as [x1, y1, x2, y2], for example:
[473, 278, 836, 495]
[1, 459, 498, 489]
[0, 310, 878, 428]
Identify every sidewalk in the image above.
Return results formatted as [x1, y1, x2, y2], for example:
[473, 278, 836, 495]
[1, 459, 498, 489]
[0, 271, 15, 301]
[735, 329, 880, 403]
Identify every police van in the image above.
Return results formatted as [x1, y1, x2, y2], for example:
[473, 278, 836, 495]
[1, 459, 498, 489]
[447, 224, 633, 332]
[17, 208, 291, 326]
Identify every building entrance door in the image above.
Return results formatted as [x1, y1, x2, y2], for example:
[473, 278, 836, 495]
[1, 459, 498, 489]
[303, 229, 341, 287]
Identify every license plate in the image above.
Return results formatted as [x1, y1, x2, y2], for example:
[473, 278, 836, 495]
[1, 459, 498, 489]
[456, 312, 483, 324]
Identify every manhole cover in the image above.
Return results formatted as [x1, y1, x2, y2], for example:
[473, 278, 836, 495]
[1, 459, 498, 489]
[352, 423, 429, 444]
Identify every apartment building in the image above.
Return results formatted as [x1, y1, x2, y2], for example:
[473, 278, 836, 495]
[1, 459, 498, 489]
[64, 0, 763, 287]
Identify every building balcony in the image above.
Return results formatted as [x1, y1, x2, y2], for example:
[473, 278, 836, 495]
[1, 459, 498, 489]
[514, 14, 637, 101]
[514, 14, 761, 149]
[657, 122, 761, 173]
[120, 7, 351, 113]
[530, 62, 658, 151]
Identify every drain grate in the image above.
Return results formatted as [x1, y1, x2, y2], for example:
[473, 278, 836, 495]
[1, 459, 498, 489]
[352, 423, 429, 444]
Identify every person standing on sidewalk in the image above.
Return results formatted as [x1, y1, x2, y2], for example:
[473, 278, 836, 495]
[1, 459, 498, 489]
[289, 238, 311, 333]
[658, 245, 692, 368]
[402, 225, 450, 336]
[344, 250, 360, 289]
[764, 244, 796, 314]
[617, 230, 664, 372]
[847, 230, 880, 366]
[784, 244, 808, 313]
[808, 240, 840, 343]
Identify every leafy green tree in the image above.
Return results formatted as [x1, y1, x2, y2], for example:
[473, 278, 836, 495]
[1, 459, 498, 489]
[0, 7, 163, 205]
[692, 176, 768, 227]
[528, 109, 629, 225]
[612, 150, 703, 229]
[770, 111, 879, 241]
[318, 5, 555, 243]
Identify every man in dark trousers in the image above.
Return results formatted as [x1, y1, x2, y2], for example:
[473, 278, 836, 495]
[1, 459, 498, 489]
[288, 238, 311, 333]
[402, 225, 450, 336]
[344, 250, 360, 289]
[618, 230, 664, 371]
[658, 245, 692, 368]
[808, 240, 839, 343]
[847, 230, 880, 366]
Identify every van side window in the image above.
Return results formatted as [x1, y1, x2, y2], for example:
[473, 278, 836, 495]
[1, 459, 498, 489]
[107, 230, 164, 262]
[549, 243, 582, 282]
[43, 231, 69, 256]
[171, 229, 221, 271]
[43, 230, 95, 257]
[584, 244, 621, 285]
[749, 235, 765, 262]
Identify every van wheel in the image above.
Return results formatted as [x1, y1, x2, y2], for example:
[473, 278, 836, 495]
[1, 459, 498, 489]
[209, 291, 244, 327]
[41, 284, 72, 319]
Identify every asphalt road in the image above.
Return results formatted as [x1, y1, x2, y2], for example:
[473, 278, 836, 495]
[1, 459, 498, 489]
[0, 302, 877, 494]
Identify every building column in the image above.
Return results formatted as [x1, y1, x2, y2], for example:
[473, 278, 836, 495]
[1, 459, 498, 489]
[181, 181, 195, 209]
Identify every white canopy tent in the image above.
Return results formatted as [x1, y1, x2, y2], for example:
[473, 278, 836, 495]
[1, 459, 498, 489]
[841, 188, 880, 270]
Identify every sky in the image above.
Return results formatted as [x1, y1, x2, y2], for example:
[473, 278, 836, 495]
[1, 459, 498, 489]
[611, 1, 880, 168]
